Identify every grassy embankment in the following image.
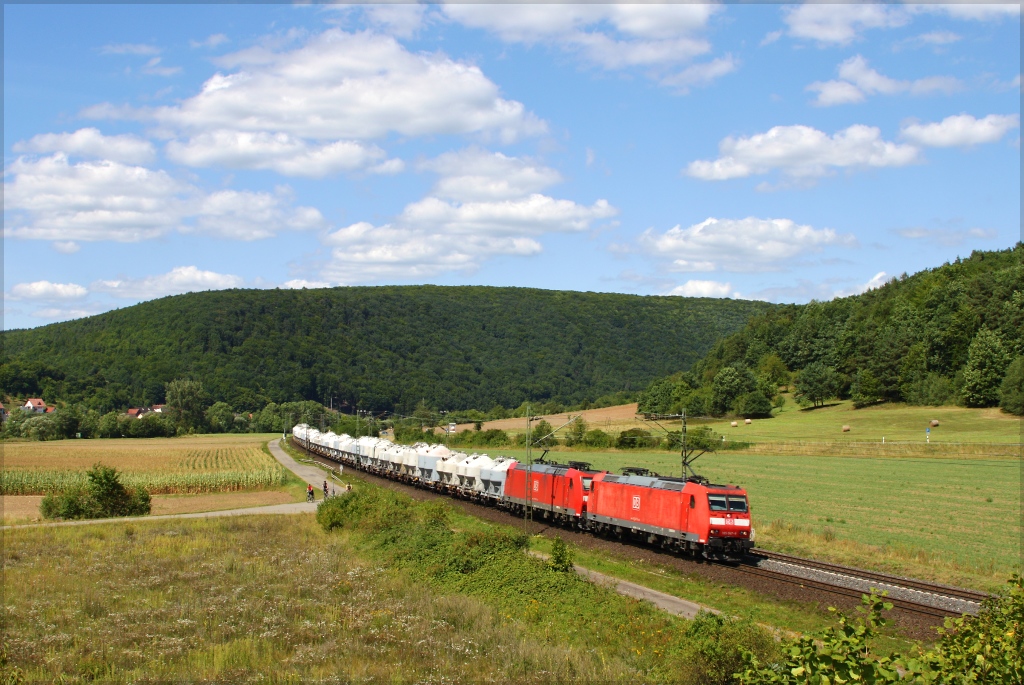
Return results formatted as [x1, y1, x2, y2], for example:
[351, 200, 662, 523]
[477, 401, 1020, 591]
[1, 434, 307, 523]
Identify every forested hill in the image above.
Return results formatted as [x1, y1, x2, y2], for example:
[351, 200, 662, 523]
[1, 286, 771, 413]
[639, 244, 1024, 416]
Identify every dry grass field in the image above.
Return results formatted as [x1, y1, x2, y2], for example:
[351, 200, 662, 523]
[3, 515, 659, 683]
[0, 434, 288, 495]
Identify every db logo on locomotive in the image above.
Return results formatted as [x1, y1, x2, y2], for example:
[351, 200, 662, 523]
[632, 495, 641, 510]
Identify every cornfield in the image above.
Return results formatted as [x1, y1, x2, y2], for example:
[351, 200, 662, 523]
[1, 436, 287, 495]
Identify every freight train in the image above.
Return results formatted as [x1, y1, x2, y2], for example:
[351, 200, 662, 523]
[291, 424, 754, 558]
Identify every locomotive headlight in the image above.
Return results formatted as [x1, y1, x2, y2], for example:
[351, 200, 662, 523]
[710, 529, 719, 534]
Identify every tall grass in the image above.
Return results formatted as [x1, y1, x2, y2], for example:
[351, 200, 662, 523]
[6, 514, 762, 683]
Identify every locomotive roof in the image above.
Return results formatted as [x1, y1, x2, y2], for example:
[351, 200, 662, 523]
[515, 462, 601, 476]
[600, 475, 747, 493]
[600, 474, 686, 491]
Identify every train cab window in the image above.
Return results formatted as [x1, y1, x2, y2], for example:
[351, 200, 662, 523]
[708, 495, 728, 511]
[689, 495, 695, 509]
[727, 496, 748, 513]
[569, 480, 574, 489]
[581, 478, 593, 491]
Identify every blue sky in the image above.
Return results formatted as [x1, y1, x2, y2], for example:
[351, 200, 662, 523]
[3, 3, 1020, 330]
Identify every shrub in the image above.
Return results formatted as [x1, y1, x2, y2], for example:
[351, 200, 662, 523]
[549, 537, 575, 572]
[583, 429, 611, 448]
[738, 391, 772, 418]
[616, 428, 660, 449]
[678, 612, 779, 685]
[40, 464, 150, 520]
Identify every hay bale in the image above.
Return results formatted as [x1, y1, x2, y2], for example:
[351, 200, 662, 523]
[842, 425, 851, 432]
[730, 421, 738, 427]
[930, 419, 939, 427]
[744, 418, 752, 425]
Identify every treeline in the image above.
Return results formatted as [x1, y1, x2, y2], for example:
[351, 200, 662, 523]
[2, 378, 328, 441]
[0, 285, 769, 414]
[639, 244, 1024, 416]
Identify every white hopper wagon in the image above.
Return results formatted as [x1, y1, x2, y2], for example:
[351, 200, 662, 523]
[435, 451, 468, 488]
[397, 445, 419, 477]
[459, 453, 495, 494]
[479, 457, 516, 498]
[417, 444, 452, 484]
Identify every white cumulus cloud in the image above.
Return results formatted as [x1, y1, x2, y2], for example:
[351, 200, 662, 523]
[90, 29, 544, 144]
[190, 189, 326, 241]
[667, 280, 736, 298]
[900, 113, 1019, 147]
[443, 4, 731, 90]
[808, 55, 961, 106]
[421, 148, 563, 201]
[318, 148, 616, 283]
[639, 217, 856, 273]
[783, 4, 909, 45]
[166, 130, 394, 178]
[13, 128, 156, 164]
[3, 153, 325, 244]
[686, 124, 919, 180]
[92, 266, 243, 300]
[3, 153, 190, 242]
[8, 280, 88, 300]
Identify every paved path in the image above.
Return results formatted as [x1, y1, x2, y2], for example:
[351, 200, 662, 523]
[529, 551, 717, 619]
[269, 437, 345, 490]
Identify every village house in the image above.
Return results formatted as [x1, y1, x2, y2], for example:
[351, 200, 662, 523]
[22, 398, 46, 413]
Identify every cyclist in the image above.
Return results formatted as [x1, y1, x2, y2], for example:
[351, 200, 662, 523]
[307, 483, 315, 502]
[323, 480, 329, 500]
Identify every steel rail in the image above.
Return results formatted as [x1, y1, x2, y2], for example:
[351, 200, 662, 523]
[749, 550, 990, 605]
[729, 564, 955, 619]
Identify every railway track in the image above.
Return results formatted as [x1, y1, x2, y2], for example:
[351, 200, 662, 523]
[751, 550, 990, 603]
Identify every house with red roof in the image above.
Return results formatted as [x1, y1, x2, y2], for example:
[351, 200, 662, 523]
[23, 398, 47, 413]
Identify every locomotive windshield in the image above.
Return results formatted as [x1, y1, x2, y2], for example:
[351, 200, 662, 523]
[581, 478, 593, 491]
[708, 495, 728, 511]
[727, 496, 748, 512]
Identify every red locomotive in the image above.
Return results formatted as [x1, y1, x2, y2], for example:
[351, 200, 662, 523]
[503, 461, 602, 529]
[502, 459, 753, 558]
[585, 473, 752, 557]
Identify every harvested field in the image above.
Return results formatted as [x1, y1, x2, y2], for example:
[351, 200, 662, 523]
[457, 402, 641, 434]
[0, 435, 287, 495]
[1, 490, 298, 523]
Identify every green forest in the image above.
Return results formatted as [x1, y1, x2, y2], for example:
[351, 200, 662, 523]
[0, 285, 769, 413]
[638, 244, 1024, 417]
